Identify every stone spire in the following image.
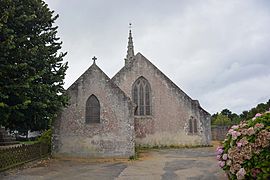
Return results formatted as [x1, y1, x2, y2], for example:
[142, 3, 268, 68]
[125, 23, 135, 66]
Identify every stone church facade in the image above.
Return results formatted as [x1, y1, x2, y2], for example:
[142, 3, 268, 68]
[52, 30, 211, 158]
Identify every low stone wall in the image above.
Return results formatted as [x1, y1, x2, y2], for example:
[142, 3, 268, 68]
[211, 126, 230, 141]
[0, 143, 50, 172]
[0, 127, 18, 146]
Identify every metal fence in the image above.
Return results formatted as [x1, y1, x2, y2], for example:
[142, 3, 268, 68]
[0, 143, 50, 172]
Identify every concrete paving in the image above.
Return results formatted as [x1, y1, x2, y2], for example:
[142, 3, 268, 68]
[0, 147, 227, 180]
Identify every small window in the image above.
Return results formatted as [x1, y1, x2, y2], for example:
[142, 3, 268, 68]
[132, 77, 151, 116]
[188, 116, 198, 134]
[86, 95, 100, 123]
[189, 118, 193, 134]
[193, 119, 198, 133]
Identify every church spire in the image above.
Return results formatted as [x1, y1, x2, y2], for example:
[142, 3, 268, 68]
[125, 23, 135, 66]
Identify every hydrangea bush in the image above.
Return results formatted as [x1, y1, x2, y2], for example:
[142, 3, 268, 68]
[216, 111, 270, 179]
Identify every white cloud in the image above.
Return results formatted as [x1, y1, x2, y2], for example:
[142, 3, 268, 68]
[44, 0, 270, 114]
[201, 74, 270, 113]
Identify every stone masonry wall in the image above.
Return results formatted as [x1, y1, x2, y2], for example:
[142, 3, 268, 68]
[52, 64, 135, 158]
[211, 126, 230, 141]
[112, 53, 211, 146]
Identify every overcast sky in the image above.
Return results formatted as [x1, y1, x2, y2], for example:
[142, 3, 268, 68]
[44, 0, 270, 114]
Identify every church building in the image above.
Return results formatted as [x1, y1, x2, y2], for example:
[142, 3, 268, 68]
[52, 29, 212, 158]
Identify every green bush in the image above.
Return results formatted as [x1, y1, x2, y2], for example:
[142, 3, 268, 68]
[216, 111, 270, 179]
[38, 129, 52, 150]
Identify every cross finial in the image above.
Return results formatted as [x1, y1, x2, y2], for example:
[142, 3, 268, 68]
[129, 23, 132, 30]
[92, 56, 97, 64]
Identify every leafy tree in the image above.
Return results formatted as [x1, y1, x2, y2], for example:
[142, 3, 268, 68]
[212, 99, 270, 127]
[256, 103, 268, 112]
[267, 99, 270, 106]
[239, 100, 270, 121]
[211, 112, 219, 125]
[212, 113, 232, 126]
[0, 0, 68, 133]
[221, 108, 232, 117]
[240, 110, 248, 120]
[230, 113, 240, 124]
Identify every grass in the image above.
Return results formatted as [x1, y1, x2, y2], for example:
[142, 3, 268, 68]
[129, 146, 140, 160]
[137, 144, 213, 150]
[128, 143, 214, 161]
[19, 140, 39, 145]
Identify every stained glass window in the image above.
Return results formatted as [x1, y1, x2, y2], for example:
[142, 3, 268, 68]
[132, 77, 151, 116]
[86, 95, 100, 123]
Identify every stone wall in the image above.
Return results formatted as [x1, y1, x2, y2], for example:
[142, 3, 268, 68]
[112, 53, 211, 146]
[211, 126, 230, 141]
[52, 64, 134, 158]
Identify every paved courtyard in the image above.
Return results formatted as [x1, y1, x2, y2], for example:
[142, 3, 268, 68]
[1, 147, 227, 180]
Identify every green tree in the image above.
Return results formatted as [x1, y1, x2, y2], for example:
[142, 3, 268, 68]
[0, 0, 68, 133]
[211, 112, 219, 125]
[230, 113, 240, 124]
[267, 99, 270, 107]
[238, 99, 270, 121]
[212, 99, 270, 127]
[240, 110, 248, 120]
[256, 103, 268, 112]
[220, 108, 232, 117]
[212, 113, 231, 126]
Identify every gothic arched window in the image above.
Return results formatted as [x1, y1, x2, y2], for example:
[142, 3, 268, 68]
[188, 116, 198, 134]
[86, 95, 100, 123]
[132, 77, 151, 116]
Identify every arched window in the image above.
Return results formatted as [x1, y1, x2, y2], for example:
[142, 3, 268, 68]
[188, 116, 198, 134]
[132, 77, 151, 116]
[189, 118, 193, 134]
[193, 118, 198, 133]
[86, 95, 100, 123]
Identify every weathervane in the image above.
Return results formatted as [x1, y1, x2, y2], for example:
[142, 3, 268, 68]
[92, 56, 97, 64]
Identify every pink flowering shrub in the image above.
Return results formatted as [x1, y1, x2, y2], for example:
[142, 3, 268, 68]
[217, 112, 270, 179]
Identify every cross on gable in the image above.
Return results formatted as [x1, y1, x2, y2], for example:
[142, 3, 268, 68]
[92, 56, 97, 64]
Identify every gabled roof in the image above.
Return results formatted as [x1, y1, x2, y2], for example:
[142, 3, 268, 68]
[67, 63, 130, 101]
[111, 52, 210, 115]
